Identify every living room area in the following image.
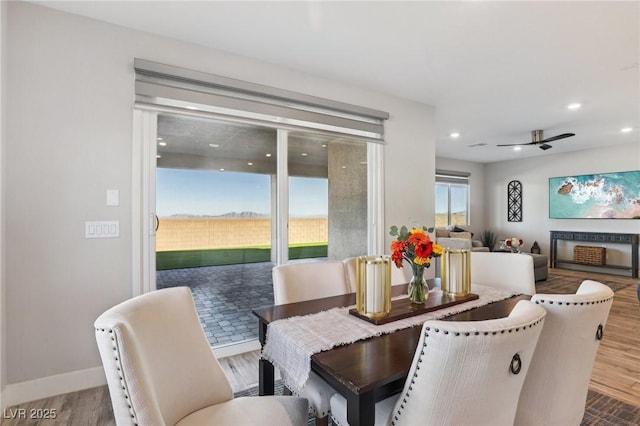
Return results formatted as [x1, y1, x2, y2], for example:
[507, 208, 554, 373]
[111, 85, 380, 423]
[435, 141, 639, 283]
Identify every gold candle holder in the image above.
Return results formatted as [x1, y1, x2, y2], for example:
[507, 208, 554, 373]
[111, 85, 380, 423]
[441, 248, 471, 297]
[356, 255, 391, 318]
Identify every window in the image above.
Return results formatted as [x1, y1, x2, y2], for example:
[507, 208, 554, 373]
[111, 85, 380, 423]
[435, 170, 470, 227]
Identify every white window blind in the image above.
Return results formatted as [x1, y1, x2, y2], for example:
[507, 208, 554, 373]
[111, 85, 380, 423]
[134, 59, 389, 142]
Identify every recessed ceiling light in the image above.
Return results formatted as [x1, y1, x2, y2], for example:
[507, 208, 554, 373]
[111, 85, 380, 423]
[301, 152, 308, 156]
[247, 162, 253, 166]
[156, 154, 162, 159]
[567, 103, 582, 110]
[513, 146, 522, 151]
[157, 137, 163, 141]
[265, 153, 272, 157]
[620, 127, 633, 133]
[158, 141, 167, 146]
[322, 144, 327, 148]
[219, 168, 225, 172]
[450, 132, 460, 138]
[209, 143, 220, 148]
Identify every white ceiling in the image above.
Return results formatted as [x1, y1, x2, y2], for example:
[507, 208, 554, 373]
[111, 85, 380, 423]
[33, 1, 640, 163]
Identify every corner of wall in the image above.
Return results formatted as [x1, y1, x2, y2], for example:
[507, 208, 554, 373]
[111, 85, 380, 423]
[0, 0, 8, 411]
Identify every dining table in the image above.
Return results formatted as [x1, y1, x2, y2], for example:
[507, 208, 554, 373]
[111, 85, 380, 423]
[252, 284, 530, 426]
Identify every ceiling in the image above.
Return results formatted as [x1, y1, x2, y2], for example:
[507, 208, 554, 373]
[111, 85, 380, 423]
[33, 1, 639, 163]
[156, 113, 359, 175]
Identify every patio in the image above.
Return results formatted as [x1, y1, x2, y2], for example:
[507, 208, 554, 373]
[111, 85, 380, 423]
[157, 262, 276, 347]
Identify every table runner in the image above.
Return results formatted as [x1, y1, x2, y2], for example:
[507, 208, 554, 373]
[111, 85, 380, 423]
[262, 285, 517, 390]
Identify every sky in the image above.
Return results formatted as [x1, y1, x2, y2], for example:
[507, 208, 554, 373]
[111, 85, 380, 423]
[435, 183, 468, 214]
[156, 168, 328, 217]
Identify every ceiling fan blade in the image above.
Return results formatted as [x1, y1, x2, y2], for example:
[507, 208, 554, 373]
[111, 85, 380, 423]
[539, 144, 553, 150]
[541, 133, 575, 143]
[497, 142, 536, 147]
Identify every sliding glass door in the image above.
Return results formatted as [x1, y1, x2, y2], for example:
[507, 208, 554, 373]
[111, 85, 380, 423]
[286, 132, 368, 262]
[145, 112, 374, 349]
[155, 113, 277, 270]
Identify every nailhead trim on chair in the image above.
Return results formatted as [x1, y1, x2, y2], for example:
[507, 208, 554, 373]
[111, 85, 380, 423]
[96, 328, 139, 426]
[390, 318, 545, 426]
[285, 383, 329, 418]
[534, 296, 613, 343]
[534, 296, 613, 306]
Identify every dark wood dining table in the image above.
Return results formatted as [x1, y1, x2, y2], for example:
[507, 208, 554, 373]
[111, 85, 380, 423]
[252, 284, 529, 426]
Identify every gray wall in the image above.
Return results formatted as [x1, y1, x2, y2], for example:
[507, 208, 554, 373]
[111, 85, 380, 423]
[4, 1, 435, 397]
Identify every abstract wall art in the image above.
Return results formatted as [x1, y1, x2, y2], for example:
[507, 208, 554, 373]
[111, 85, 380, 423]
[549, 170, 640, 219]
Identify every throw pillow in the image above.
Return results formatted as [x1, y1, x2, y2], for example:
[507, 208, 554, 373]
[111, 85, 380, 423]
[452, 225, 474, 237]
[435, 229, 450, 238]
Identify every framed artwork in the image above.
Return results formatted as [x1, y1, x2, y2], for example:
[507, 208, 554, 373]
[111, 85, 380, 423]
[549, 170, 640, 219]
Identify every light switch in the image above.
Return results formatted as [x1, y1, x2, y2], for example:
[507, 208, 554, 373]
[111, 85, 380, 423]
[85, 221, 120, 238]
[107, 189, 119, 207]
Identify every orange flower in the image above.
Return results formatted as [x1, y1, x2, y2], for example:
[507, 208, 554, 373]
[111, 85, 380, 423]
[389, 225, 441, 269]
[390, 240, 407, 268]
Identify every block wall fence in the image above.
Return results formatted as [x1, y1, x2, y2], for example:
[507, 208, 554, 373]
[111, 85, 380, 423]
[156, 217, 328, 251]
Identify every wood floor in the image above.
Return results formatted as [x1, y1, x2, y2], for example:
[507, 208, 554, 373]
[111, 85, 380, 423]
[2, 269, 638, 425]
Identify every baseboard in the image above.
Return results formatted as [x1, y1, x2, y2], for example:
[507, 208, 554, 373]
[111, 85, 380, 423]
[3, 367, 106, 408]
[2, 341, 260, 409]
[214, 339, 261, 359]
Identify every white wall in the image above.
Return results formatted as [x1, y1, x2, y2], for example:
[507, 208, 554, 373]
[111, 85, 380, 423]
[5, 2, 435, 403]
[0, 0, 7, 410]
[484, 142, 640, 260]
[435, 157, 486, 235]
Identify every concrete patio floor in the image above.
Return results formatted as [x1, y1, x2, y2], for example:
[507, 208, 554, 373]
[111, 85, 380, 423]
[157, 262, 276, 347]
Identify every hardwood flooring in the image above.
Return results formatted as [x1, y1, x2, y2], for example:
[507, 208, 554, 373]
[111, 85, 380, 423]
[586, 276, 639, 406]
[541, 268, 639, 408]
[2, 269, 638, 425]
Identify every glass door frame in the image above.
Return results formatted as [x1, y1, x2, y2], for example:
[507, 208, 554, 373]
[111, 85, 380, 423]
[131, 108, 384, 297]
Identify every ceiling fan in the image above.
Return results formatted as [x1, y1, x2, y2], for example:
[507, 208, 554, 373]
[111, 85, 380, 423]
[497, 130, 575, 150]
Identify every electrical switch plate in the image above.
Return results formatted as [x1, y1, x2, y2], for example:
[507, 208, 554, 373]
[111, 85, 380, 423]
[85, 221, 120, 238]
[107, 189, 120, 207]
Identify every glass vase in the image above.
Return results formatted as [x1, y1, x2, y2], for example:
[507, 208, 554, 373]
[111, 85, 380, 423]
[408, 263, 428, 304]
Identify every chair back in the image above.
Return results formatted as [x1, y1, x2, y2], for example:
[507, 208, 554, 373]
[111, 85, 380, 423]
[272, 261, 350, 304]
[471, 252, 536, 295]
[344, 257, 409, 292]
[95, 287, 233, 426]
[389, 300, 546, 426]
[514, 280, 614, 425]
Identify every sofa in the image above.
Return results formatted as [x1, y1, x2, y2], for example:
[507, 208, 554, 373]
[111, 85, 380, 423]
[435, 228, 490, 252]
[527, 253, 549, 282]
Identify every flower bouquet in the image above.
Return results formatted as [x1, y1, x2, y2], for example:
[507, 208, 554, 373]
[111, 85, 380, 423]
[505, 237, 524, 253]
[390, 225, 443, 303]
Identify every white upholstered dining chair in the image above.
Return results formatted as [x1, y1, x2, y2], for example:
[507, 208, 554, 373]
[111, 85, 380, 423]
[95, 287, 308, 426]
[272, 261, 350, 426]
[471, 251, 536, 295]
[514, 280, 614, 426]
[343, 257, 410, 292]
[272, 261, 350, 304]
[330, 299, 547, 426]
